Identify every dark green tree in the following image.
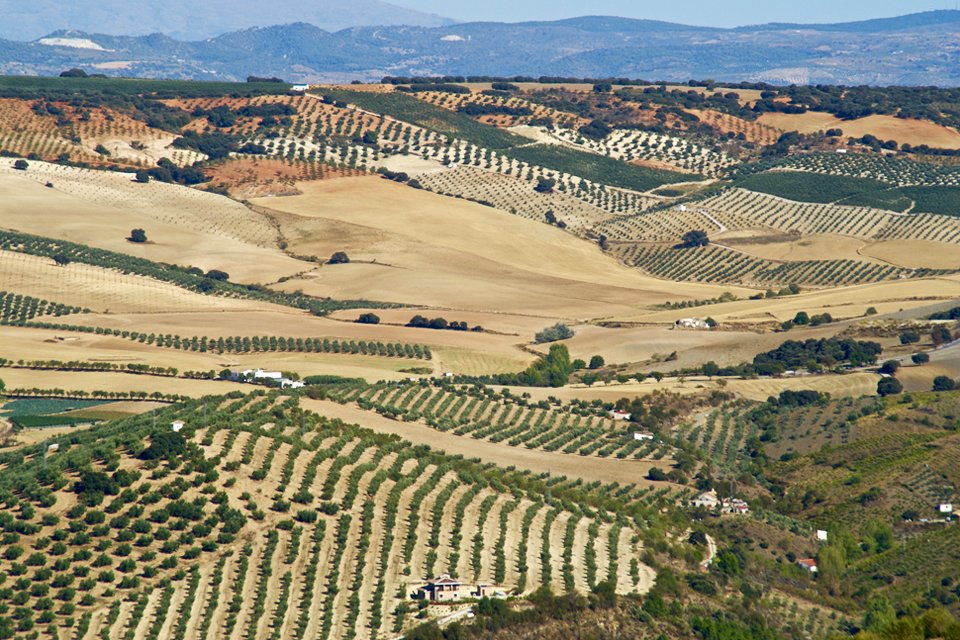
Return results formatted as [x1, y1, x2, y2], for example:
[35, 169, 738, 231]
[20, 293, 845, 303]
[681, 230, 710, 248]
[877, 377, 903, 397]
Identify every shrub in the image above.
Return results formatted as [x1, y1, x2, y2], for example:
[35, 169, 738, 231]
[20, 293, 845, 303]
[880, 360, 900, 375]
[912, 352, 930, 365]
[933, 376, 957, 392]
[932, 326, 955, 346]
[13, 159, 28, 171]
[900, 331, 921, 345]
[205, 270, 229, 281]
[589, 355, 605, 370]
[128, 229, 147, 243]
[534, 177, 555, 194]
[356, 313, 380, 325]
[647, 468, 668, 482]
[681, 230, 709, 248]
[877, 377, 903, 397]
[535, 323, 575, 344]
[328, 251, 350, 265]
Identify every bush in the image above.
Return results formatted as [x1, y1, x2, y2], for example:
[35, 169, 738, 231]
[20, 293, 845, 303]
[681, 230, 709, 248]
[880, 360, 900, 375]
[13, 159, 28, 171]
[328, 251, 350, 265]
[134, 170, 150, 184]
[912, 352, 930, 365]
[933, 376, 957, 392]
[647, 468, 668, 482]
[356, 313, 380, 325]
[900, 331, 921, 345]
[932, 326, 955, 346]
[128, 229, 147, 243]
[534, 177, 555, 194]
[589, 355, 605, 370]
[877, 377, 903, 397]
[535, 323, 575, 344]
[205, 270, 229, 281]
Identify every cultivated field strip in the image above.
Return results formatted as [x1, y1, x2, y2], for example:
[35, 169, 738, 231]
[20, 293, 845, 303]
[776, 152, 960, 187]
[702, 188, 960, 245]
[611, 242, 947, 287]
[410, 90, 584, 130]
[332, 380, 673, 461]
[0, 377, 665, 640]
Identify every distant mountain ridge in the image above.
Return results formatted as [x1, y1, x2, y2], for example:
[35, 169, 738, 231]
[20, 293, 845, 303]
[2, 11, 960, 86]
[0, 0, 454, 41]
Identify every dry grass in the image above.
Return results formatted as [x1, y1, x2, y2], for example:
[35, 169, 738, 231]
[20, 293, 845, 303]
[254, 177, 750, 317]
[716, 234, 880, 264]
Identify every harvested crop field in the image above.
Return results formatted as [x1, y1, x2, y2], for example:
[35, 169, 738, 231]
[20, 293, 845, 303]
[0, 369, 245, 397]
[0, 160, 304, 283]
[628, 276, 960, 325]
[758, 113, 960, 149]
[0, 249, 277, 313]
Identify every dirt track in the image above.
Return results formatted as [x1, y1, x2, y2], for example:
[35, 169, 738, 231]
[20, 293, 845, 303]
[301, 399, 674, 486]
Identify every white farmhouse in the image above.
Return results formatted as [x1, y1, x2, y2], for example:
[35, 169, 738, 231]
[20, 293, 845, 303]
[691, 491, 720, 509]
[675, 318, 709, 330]
[290, 84, 310, 92]
[633, 432, 655, 441]
[171, 420, 185, 433]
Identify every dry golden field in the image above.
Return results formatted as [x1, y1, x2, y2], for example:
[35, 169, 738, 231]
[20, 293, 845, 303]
[757, 113, 960, 149]
[0, 249, 282, 314]
[0, 160, 305, 283]
[254, 177, 750, 316]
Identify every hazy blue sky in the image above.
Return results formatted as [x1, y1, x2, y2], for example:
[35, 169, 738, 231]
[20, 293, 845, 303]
[398, 0, 954, 26]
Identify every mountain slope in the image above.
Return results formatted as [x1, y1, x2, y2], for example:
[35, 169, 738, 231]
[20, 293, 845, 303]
[0, 0, 454, 41]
